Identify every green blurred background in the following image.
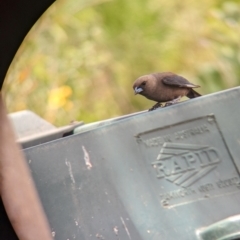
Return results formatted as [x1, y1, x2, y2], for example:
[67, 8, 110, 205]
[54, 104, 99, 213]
[2, 0, 240, 126]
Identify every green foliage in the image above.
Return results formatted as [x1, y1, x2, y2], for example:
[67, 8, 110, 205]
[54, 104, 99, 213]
[3, 0, 240, 126]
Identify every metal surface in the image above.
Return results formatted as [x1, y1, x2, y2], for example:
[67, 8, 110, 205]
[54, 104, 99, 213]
[9, 110, 56, 139]
[197, 215, 240, 240]
[9, 110, 83, 148]
[23, 87, 240, 240]
[19, 122, 83, 149]
[74, 111, 145, 134]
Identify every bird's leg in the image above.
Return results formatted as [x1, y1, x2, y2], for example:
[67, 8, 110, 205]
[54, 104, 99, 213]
[148, 102, 162, 111]
[165, 96, 181, 107]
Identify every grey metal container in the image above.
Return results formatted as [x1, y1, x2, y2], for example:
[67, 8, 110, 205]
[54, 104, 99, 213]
[23, 87, 240, 240]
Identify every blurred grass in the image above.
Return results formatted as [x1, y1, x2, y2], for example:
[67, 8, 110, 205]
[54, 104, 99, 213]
[2, 0, 240, 126]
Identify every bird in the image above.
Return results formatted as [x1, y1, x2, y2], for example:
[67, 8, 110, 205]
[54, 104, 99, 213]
[133, 72, 201, 111]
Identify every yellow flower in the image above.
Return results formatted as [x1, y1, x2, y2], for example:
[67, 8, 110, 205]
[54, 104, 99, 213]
[48, 85, 72, 109]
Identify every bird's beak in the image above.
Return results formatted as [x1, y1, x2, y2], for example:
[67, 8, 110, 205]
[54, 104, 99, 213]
[134, 87, 143, 95]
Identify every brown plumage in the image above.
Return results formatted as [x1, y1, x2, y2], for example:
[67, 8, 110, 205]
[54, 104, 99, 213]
[133, 72, 201, 111]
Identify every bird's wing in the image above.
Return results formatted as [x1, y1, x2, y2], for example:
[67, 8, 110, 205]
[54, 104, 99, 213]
[162, 75, 199, 88]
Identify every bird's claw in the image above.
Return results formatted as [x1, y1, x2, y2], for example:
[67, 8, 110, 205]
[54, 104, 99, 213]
[148, 102, 163, 111]
[164, 102, 174, 107]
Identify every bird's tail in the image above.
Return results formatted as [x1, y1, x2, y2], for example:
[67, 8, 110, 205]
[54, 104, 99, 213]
[187, 89, 201, 98]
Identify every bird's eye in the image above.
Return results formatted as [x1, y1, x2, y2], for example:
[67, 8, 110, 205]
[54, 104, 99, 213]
[142, 81, 146, 86]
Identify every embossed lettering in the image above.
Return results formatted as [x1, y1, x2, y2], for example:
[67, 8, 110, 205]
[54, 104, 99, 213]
[154, 161, 167, 178]
[153, 147, 220, 180]
[195, 148, 220, 167]
[182, 152, 197, 170]
[137, 116, 240, 207]
[159, 188, 196, 200]
[198, 183, 214, 192]
[172, 160, 183, 174]
[216, 177, 240, 188]
[143, 134, 172, 147]
[142, 124, 210, 147]
[175, 124, 210, 140]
